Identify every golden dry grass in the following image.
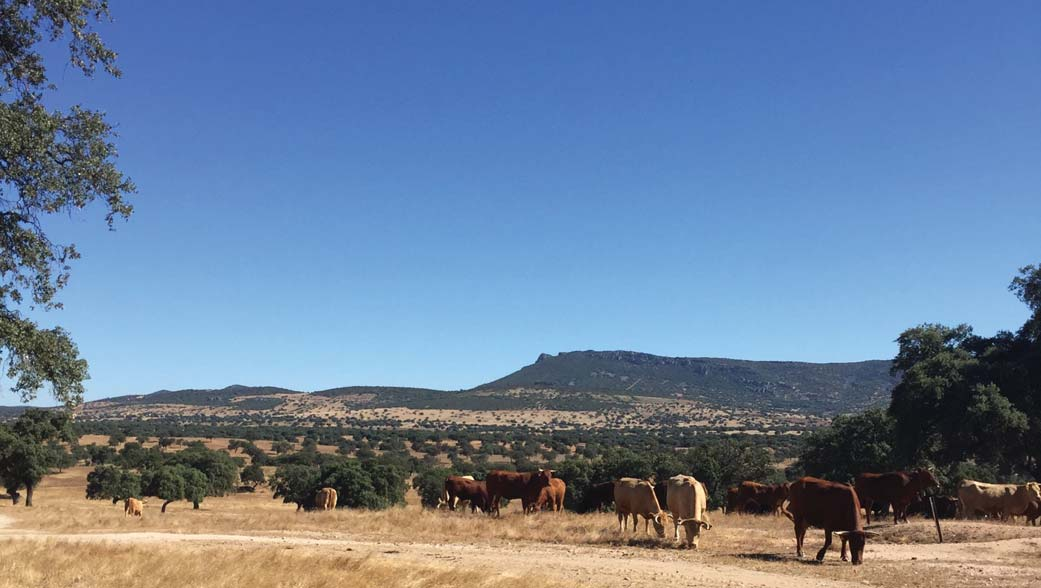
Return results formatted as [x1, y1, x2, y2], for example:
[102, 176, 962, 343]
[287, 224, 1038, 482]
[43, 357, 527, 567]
[0, 539, 564, 588]
[5, 467, 1041, 588]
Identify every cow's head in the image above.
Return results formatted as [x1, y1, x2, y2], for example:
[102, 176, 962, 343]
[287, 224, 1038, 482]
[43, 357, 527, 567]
[914, 468, 938, 490]
[1026, 482, 1041, 502]
[530, 469, 554, 490]
[834, 530, 879, 565]
[651, 511, 667, 538]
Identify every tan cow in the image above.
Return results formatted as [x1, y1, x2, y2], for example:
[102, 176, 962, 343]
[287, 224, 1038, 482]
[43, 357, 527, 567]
[958, 480, 1041, 520]
[530, 477, 566, 513]
[315, 487, 338, 511]
[614, 478, 667, 538]
[124, 497, 143, 517]
[666, 475, 712, 548]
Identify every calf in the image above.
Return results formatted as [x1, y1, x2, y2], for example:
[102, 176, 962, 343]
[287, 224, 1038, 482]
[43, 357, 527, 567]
[530, 477, 566, 513]
[666, 475, 712, 548]
[614, 478, 667, 538]
[785, 477, 877, 565]
[855, 469, 937, 524]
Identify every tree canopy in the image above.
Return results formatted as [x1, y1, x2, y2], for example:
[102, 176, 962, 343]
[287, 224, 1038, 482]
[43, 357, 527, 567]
[1, 0, 135, 406]
[798, 264, 1041, 484]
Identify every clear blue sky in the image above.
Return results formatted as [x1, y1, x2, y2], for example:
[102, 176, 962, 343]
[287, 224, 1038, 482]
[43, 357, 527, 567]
[9, 1, 1040, 404]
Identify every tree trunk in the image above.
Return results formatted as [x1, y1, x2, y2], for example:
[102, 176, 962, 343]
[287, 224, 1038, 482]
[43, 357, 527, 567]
[24, 483, 33, 507]
[192, 500, 200, 510]
[162, 500, 173, 513]
[10, 491, 21, 505]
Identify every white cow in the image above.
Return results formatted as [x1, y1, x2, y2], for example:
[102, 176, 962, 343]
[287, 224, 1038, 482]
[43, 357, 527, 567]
[666, 475, 712, 548]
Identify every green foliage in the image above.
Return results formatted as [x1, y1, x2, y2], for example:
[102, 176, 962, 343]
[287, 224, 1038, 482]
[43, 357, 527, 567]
[240, 463, 266, 488]
[167, 446, 238, 497]
[0, 409, 74, 505]
[793, 409, 896, 483]
[887, 266, 1041, 477]
[85, 464, 141, 503]
[270, 464, 321, 509]
[412, 467, 452, 509]
[0, 0, 135, 407]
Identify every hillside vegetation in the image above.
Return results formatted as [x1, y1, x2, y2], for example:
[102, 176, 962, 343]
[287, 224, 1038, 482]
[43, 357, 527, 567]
[78, 351, 894, 420]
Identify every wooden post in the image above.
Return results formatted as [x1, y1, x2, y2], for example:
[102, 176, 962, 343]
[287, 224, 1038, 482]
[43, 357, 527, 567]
[929, 496, 943, 543]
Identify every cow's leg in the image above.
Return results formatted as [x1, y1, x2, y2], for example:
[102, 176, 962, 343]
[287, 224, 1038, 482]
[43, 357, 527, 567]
[617, 512, 624, 533]
[816, 529, 832, 562]
[673, 514, 681, 541]
[863, 500, 872, 524]
[794, 519, 807, 558]
[840, 535, 849, 561]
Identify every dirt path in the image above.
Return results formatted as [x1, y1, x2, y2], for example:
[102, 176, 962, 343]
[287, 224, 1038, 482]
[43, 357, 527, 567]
[0, 522, 861, 588]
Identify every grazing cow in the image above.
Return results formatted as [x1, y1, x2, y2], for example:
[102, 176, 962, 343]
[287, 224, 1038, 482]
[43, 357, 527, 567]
[315, 487, 338, 511]
[124, 497, 143, 517]
[531, 477, 566, 513]
[784, 477, 877, 565]
[442, 476, 489, 514]
[733, 481, 789, 515]
[958, 480, 1041, 521]
[666, 475, 712, 549]
[855, 469, 938, 525]
[614, 478, 667, 538]
[581, 481, 616, 513]
[485, 469, 554, 516]
[439, 475, 476, 510]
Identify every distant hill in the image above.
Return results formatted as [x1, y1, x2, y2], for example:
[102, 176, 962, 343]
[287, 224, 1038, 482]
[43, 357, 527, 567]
[480, 351, 897, 413]
[101, 385, 304, 408]
[2, 350, 899, 428]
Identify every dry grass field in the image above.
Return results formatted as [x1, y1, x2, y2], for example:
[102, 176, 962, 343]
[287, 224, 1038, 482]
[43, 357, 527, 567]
[2, 467, 1039, 587]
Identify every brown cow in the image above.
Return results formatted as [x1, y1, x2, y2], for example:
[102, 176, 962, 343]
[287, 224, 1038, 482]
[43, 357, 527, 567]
[443, 476, 489, 514]
[784, 477, 877, 565]
[124, 497, 143, 517]
[855, 469, 937, 525]
[530, 477, 566, 513]
[315, 487, 337, 511]
[1024, 498, 1040, 526]
[724, 486, 740, 514]
[485, 469, 554, 516]
[733, 481, 789, 515]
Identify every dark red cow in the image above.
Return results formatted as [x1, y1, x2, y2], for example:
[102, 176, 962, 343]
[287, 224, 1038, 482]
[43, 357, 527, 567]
[485, 469, 554, 516]
[855, 469, 938, 525]
[733, 481, 790, 515]
[724, 486, 740, 514]
[443, 476, 489, 514]
[580, 481, 615, 513]
[785, 477, 877, 565]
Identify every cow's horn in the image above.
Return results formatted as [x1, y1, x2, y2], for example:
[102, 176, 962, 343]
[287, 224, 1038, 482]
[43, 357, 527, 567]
[833, 531, 849, 537]
[863, 531, 880, 538]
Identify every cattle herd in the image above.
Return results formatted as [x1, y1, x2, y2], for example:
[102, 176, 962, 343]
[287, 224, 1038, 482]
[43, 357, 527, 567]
[116, 467, 1041, 567]
[420, 468, 1041, 566]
